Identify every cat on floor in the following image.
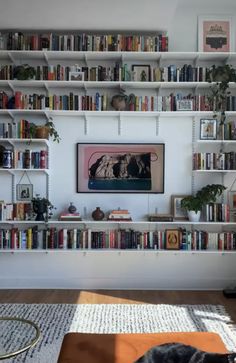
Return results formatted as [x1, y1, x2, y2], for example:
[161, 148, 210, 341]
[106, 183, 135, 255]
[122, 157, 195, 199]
[134, 343, 236, 363]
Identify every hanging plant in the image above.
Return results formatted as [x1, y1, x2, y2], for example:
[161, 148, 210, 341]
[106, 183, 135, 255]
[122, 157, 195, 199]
[207, 64, 236, 117]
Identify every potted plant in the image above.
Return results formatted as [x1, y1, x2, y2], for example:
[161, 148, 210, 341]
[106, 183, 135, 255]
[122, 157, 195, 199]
[181, 184, 226, 222]
[32, 194, 56, 221]
[30, 118, 61, 143]
[13, 64, 36, 80]
[207, 64, 236, 138]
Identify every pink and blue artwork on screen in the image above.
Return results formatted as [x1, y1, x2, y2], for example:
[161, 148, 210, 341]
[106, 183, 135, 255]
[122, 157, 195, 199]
[88, 152, 151, 190]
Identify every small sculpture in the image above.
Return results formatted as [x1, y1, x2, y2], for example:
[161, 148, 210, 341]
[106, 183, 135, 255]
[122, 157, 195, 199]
[68, 202, 77, 214]
[111, 93, 135, 111]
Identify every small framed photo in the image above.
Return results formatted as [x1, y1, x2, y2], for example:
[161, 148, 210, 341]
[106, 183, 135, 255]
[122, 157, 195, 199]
[198, 15, 234, 52]
[200, 119, 217, 140]
[16, 184, 33, 201]
[69, 71, 84, 81]
[228, 191, 236, 211]
[176, 100, 193, 111]
[171, 195, 189, 220]
[166, 229, 180, 250]
[131, 65, 151, 82]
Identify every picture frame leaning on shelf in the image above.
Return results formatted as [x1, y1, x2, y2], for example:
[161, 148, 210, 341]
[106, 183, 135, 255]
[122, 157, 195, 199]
[198, 15, 234, 52]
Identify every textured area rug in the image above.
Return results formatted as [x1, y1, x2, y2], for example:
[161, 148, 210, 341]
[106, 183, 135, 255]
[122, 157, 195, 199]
[0, 304, 236, 363]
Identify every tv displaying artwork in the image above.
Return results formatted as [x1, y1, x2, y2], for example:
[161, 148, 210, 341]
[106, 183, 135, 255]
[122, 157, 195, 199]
[76, 143, 165, 193]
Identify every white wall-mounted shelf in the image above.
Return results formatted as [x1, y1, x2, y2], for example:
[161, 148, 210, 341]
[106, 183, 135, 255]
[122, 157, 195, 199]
[1, 50, 236, 63]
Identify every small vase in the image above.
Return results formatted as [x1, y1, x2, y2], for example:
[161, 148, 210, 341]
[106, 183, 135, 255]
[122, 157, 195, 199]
[68, 202, 77, 214]
[92, 207, 105, 221]
[187, 210, 201, 222]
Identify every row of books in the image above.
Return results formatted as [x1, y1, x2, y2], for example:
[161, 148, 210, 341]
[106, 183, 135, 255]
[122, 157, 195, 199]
[203, 203, 230, 222]
[193, 152, 236, 170]
[12, 149, 48, 169]
[0, 227, 236, 251]
[0, 202, 32, 221]
[0, 120, 46, 139]
[2, 91, 236, 112]
[1, 32, 168, 52]
[0, 64, 212, 83]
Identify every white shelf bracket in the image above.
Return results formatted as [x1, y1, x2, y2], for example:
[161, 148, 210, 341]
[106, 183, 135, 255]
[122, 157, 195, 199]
[84, 53, 88, 68]
[44, 81, 49, 94]
[155, 115, 160, 136]
[84, 114, 88, 135]
[11, 173, 15, 203]
[118, 113, 122, 135]
[7, 51, 15, 64]
[7, 81, 15, 93]
[43, 51, 49, 65]
[192, 116, 197, 194]
[7, 110, 14, 120]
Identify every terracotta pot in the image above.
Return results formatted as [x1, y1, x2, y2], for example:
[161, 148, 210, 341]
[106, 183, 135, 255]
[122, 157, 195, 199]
[35, 126, 49, 139]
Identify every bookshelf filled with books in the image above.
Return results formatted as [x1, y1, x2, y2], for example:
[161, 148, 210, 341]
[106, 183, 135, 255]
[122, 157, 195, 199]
[1, 30, 236, 289]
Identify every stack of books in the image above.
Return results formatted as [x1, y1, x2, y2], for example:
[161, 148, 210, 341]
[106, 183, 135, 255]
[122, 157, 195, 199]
[148, 214, 173, 222]
[58, 213, 82, 221]
[108, 209, 132, 221]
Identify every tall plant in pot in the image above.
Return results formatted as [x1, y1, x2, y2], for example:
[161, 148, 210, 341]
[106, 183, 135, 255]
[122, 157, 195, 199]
[181, 184, 226, 222]
[207, 64, 236, 139]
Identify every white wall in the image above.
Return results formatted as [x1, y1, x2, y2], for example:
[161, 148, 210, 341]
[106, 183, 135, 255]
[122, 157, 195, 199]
[1, 0, 236, 289]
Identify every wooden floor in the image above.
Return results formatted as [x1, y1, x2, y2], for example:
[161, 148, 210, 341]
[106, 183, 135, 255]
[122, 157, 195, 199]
[0, 290, 236, 323]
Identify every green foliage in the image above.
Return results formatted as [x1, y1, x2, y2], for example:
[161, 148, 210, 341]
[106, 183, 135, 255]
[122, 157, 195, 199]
[32, 194, 56, 221]
[207, 64, 236, 116]
[45, 118, 61, 143]
[14, 64, 36, 80]
[29, 118, 61, 143]
[181, 184, 226, 213]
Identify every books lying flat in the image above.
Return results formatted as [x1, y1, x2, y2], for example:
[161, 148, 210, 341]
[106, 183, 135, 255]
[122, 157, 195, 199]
[59, 213, 82, 221]
[148, 214, 173, 222]
[108, 209, 132, 221]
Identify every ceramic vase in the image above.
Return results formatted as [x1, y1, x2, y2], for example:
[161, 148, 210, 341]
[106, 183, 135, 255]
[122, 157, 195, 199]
[187, 210, 201, 222]
[92, 207, 105, 221]
[68, 202, 77, 214]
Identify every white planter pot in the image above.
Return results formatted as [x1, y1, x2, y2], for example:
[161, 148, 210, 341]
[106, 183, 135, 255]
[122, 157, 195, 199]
[187, 210, 201, 222]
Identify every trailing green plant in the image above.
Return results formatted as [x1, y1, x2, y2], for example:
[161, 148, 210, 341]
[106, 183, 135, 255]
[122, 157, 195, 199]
[207, 64, 236, 117]
[45, 118, 61, 143]
[28, 118, 61, 143]
[13, 64, 36, 80]
[181, 184, 226, 213]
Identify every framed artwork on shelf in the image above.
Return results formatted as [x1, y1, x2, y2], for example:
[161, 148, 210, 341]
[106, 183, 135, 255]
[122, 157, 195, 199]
[176, 100, 193, 111]
[228, 191, 236, 211]
[166, 229, 180, 250]
[131, 65, 151, 82]
[171, 195, 189, 220]
[200, 119, 217, 140]
[69, 71, 84, 81]
[16, 184, 33, 201]
[76, 143, 165, 193]
[198, 15, 234, 52]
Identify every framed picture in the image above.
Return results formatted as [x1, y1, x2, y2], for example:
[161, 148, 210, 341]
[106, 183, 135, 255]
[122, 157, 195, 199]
[16, 184, 33, 201]
[69, 71, 84, 81]
[166, 229, 180, 250]
[171, 195, 189, 220]
[198, 15, 234, 52]
[131, 65, 151, 82]
[76, 143, 165, 193]
[228, 191, 236, 211]
[200, 119, 217, 140]
[176, 100, 193, 111]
